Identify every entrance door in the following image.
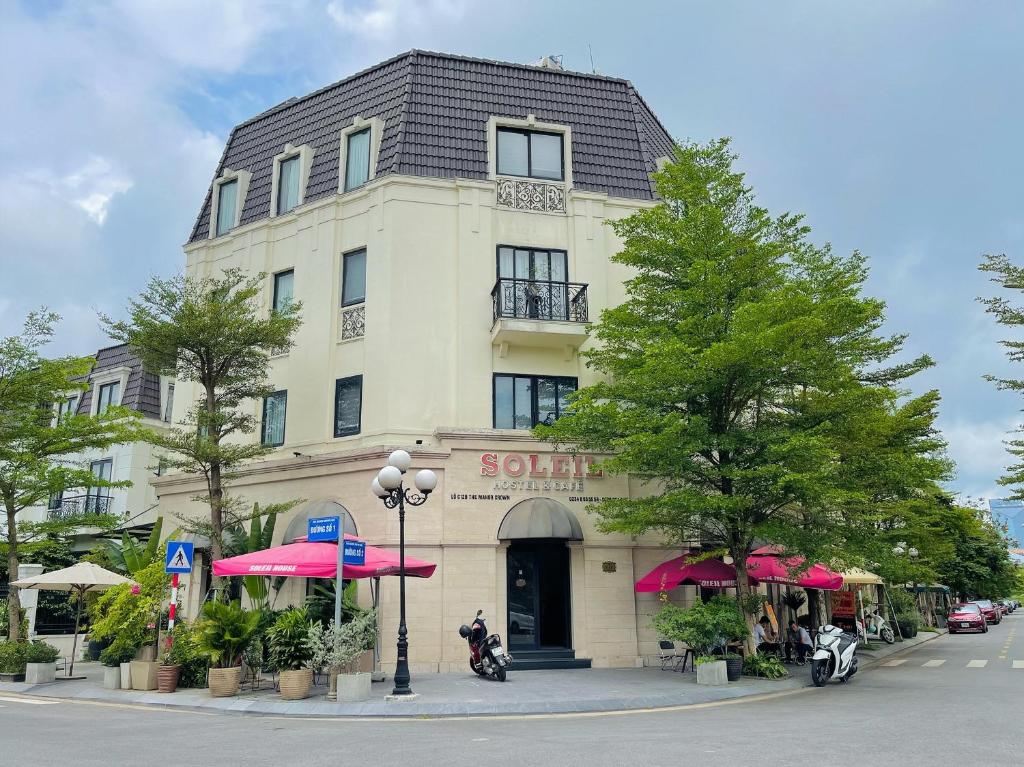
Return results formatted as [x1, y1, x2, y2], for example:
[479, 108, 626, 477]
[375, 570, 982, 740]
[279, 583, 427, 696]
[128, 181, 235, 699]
[506, 541, 571, 650]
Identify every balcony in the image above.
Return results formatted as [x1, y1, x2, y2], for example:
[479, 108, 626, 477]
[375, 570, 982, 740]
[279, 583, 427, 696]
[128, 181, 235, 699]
[490, 278, 589, 355]
[47, 495, 112, 519]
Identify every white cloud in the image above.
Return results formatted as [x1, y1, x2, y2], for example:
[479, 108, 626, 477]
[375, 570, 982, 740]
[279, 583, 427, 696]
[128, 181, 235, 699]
[941, 416, 1021, 499]
[326, 0, 469, 39]
[20, 157, 135, 225]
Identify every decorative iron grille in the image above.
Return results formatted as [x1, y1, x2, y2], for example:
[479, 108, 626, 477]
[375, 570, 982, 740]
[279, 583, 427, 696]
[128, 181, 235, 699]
[491, 279, 588, 323]
[496, 178, 566, 213]
[341, 304, 366, 340]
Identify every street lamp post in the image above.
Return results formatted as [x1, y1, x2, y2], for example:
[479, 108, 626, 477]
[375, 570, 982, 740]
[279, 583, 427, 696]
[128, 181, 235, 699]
[371, 449, 437, 696]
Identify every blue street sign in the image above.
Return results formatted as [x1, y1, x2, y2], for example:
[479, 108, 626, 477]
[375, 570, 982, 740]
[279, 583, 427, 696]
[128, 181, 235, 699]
[343, 540, 366, 566]
[308, 516, 340, 542]
[165, 541, 194, 574]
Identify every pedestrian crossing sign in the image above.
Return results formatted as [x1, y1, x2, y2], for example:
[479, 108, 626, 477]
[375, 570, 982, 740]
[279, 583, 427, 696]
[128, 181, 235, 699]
[165, 541, 194, 574]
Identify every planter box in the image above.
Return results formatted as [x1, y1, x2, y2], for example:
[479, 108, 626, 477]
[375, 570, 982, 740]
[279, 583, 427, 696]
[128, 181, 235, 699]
[208, 666, 242, 698]
[279, 668, 313, 701]
[0, 672, 25, 683]
[157, 664, 180, 693]
[120, 662, 132, 689]
[696, 660, 728, 686]
[135, 645, 157, 662]
[336, 672, 371, 702]
[103, 666, 122, 690]
[724, 656, 743, 682]
[25, 662, 56, 685]
[130, 660, 159, 691]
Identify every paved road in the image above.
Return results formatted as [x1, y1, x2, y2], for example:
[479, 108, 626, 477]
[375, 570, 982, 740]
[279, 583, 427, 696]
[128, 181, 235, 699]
[2, 614, 1020, 766]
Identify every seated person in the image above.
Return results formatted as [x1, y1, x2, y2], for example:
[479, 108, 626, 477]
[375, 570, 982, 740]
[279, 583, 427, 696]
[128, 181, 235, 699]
[785, 620, 813, 663]
[754, 616, 781, 655]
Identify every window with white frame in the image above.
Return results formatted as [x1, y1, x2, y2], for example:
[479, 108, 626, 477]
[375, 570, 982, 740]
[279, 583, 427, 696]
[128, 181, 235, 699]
[344, 129, 371, 191]
[497, 128, 564, 180]
[55, 395, 78, 422]
[277, 156, 301, 215]
[96, 381, 121, 415]
[163, 382, 175, 422]
[215, 179, 238, 236]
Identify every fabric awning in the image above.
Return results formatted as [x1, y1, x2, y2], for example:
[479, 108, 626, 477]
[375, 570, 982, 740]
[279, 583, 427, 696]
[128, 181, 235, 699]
[747, 547, 844, 591]
[839, 568, 883, 585]
[635, 555, 754, 592]
[497, 498, 583, 541]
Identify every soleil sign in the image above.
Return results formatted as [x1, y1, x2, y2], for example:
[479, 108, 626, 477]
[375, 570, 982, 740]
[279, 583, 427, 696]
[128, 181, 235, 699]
[480, 452, 602, 479]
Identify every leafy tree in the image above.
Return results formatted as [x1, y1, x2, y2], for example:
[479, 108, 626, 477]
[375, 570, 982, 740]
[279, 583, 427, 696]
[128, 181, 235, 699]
[934, 504, 1018, 600]
[102, 515, 166, 575]
[102, 270, 301, 574]
[537, 140, 949, 650]
[1, 310, 139, 641]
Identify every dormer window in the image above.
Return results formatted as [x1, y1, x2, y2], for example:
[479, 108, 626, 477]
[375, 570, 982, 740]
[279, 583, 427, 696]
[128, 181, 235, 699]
[497, 128, 564, 181]
[55, 395, 78, 423]
[277, 155, 301, 214]
[344, 129, 371, 191]
[97, 381, 121, 415]
[215, 179, 238, 236]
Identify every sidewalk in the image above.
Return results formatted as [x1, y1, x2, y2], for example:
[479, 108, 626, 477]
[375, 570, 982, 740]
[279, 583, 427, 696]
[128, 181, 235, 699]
[0, 630, 944, 718]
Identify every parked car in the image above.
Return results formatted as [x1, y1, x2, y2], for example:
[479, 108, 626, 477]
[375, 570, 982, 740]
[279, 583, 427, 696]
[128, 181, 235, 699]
[969, 600, 1001, 625]
[947, 603, 987, 634]
[1001, 599, 1016, 614]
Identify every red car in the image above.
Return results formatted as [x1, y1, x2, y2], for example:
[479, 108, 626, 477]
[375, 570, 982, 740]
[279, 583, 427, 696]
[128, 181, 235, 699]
[948, 603, 987, 633]
[969, 600, 1001, 625]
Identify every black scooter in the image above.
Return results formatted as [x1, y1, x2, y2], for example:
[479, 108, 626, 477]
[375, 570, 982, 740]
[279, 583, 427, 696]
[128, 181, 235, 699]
[459, 611, 512, 682]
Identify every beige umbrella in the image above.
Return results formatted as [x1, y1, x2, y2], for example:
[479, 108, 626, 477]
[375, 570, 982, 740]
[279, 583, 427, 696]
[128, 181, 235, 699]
[13, 562, 135, 678]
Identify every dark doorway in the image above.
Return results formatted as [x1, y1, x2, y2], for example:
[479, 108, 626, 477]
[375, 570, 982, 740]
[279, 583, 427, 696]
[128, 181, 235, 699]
[506, 540, 571, 650]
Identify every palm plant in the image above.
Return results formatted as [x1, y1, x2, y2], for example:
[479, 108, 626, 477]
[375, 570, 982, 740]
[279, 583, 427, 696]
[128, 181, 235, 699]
[104, 517, 165, 575]
[197, 600, 260, 668]
[267, 608, 314, 671]
[781, 590, 807, 626]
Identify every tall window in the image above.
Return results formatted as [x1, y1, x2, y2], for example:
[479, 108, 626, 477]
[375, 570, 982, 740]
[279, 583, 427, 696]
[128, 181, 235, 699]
[86, 458, 113, 513]
[334, 375, 363, 437]
[56, 395, 78, 422]
[273, 269, 294, 313]
[163, 382, 175, 422]
[277, 155, 300, 214]
[496, 246, 569, 320]
[96, 381, 120, 415]
[342, 249, 366, 306]
[261, 390, 287, 447]
[345, 128, 371, 191]
[493, 374, 576, 429]
[497, 128, 564, 180]
[215, 179, 238, 236]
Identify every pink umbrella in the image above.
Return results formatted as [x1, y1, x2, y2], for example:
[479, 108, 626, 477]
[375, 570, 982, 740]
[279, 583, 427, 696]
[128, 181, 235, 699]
[745, 547, 843, 590]
[635, 555, 755, 592]
[212, 534, 437, 580]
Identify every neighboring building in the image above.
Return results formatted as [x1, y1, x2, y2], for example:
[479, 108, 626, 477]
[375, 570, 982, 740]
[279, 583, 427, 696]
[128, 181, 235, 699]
[155, 51, 687, 672]
[25, 343, 173, 548]
[988, 499, 1024, 549]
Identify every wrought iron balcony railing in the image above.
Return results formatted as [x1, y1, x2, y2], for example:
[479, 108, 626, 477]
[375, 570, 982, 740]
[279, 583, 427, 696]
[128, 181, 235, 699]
[47, 494, 112, 519]
[491, 279, 588, 324]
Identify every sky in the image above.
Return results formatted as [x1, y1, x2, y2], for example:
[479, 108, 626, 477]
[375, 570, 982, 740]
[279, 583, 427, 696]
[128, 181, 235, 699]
[2, 0, 1024, 500]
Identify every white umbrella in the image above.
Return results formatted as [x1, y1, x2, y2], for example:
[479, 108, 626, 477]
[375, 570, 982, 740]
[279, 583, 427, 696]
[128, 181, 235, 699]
[13, 562, 135, 677]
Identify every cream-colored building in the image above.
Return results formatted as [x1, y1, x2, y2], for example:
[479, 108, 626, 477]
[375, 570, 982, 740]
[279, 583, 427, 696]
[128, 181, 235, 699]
[155, 51, 690, 671]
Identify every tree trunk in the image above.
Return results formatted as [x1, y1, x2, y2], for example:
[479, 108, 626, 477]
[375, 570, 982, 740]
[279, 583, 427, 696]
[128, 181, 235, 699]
[732, 548, 757, 656]
[5, 503, 22, 642]
[205, 382, 225, 594]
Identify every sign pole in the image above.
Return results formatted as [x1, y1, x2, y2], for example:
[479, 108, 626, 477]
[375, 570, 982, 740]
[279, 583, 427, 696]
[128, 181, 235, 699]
[167, 573, 179, 652]
[334, 514, 344, 628]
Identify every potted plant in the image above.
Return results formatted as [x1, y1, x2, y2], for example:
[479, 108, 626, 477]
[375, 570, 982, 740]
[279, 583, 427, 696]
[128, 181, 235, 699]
[268, 608, 315, 700]
[99, 644, 138, 689]
[197, 600, 260, 697]
[156, 641, 181, 693]
[165, 621, 210, 690]
[0, 641, 27, 683]
[694, 654, 728, 685]
[308, 608, 378, 702]
[24, 641, 61, 685]
[653, 596, 749, 685]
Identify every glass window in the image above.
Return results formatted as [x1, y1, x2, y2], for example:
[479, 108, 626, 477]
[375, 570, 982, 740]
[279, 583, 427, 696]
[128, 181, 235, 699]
[345, 128, 371, 191]
[334, 375, 362, 437]
[215, 179, 237, 235]
[277, 155, 300, 214]
[496, 128, 564, 180]
[261, 390, 287, 447]
[163, 382, 174, 422]
[87, 458, 112, 513]
[96, 382, 120, 415]
[56, 395, 78, 422]
[497, 129, 529, 176]
[273, 270, 294, 313]
[342, 249, 366, 306]
[493, 375, 577, 429]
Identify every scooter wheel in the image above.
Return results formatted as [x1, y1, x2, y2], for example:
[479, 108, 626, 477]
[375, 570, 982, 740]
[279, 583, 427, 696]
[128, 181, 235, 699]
[496, 666, 507, 682]
[811, 659, 829, 687]
[881, 627, 895, 644]
[471, 660, 486, 676]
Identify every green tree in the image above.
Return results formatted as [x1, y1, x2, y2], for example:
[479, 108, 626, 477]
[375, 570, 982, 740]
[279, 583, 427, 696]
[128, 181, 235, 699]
[934, 504, 1018, 600]
[102, 270, 301, 573]
[1, 310, 139, 641]
[537, 140, 949, 651]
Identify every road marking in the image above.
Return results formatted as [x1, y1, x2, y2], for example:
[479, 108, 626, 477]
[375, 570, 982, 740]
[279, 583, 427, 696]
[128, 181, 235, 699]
[1013, 660, 1024, 669]
[0, 695, 59, 705]
[922, 659, 945, 667]
[882, 659, 907, 666]
[967, 660, 988, 668]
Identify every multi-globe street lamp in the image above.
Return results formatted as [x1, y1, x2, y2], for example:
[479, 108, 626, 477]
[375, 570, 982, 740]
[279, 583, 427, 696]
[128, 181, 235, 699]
[371, 449, 437, 696]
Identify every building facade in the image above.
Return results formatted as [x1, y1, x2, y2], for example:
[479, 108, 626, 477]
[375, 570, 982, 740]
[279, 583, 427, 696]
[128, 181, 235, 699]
[154, 51, 690, 671]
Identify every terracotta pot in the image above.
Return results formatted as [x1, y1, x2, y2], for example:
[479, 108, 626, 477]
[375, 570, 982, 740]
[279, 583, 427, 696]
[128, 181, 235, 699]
[279, 668, 313, 701]
[157, 664, 180, 693]
[208, 666, 242, 698]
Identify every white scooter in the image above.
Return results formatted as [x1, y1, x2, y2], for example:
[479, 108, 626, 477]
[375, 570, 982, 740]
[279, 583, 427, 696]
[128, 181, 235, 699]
[810, 625, 858, 687]
[864, 610, 896, 644]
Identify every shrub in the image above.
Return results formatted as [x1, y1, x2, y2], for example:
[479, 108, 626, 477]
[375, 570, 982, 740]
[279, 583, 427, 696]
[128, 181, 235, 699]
[89, 557, 169, 663]
[267, 608, 313, 671]
[0, 641, 27, 674]
[196, 600, 260, 668]
[166, 622, 209, 688]
[743, 653, 788, 679]
[99, 644, 138, 667]
[652, 596, 749, 656]
[24, 641, 60, 664]
[694, 654, 719, 667]
[308, 609, 378, 674]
